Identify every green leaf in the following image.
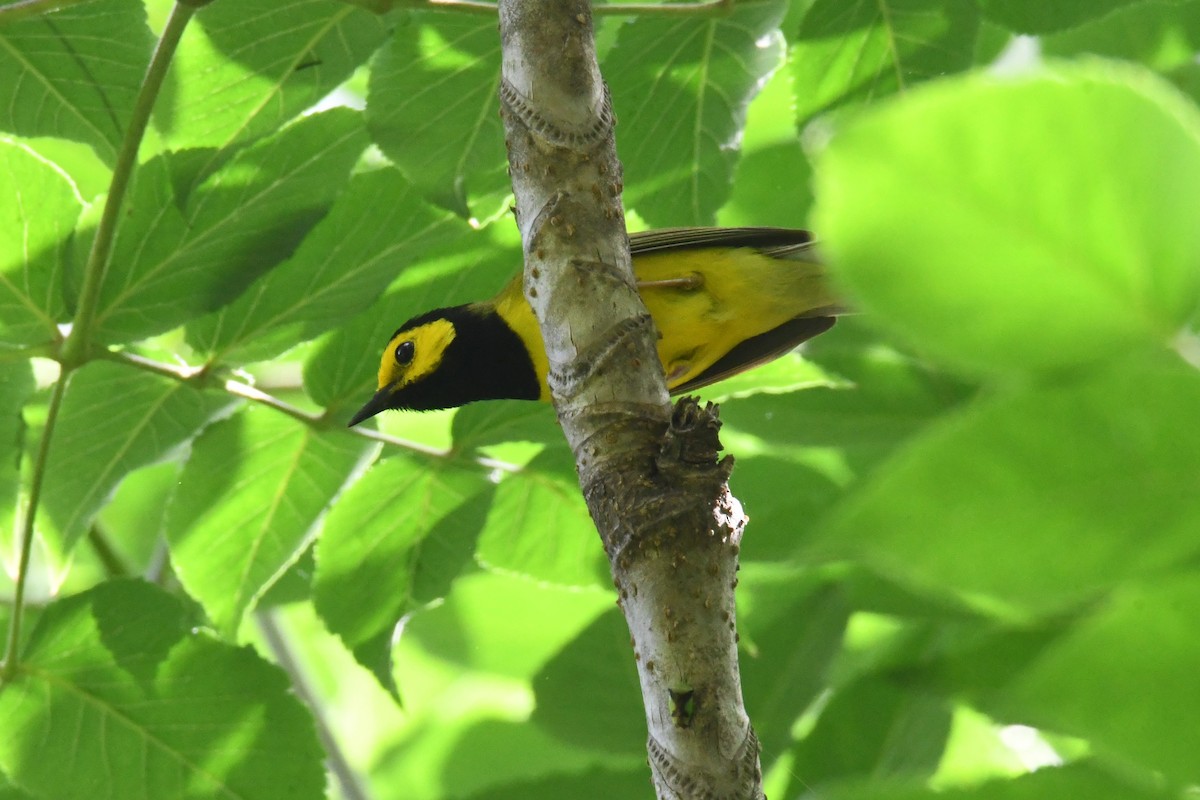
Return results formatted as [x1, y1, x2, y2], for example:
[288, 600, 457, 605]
[38, 361, 233, 555]
[789, 0, 981, 123]
[0, 773, 34, 800]
[530, 609, 645, 755]
[998, 576, 1200, 786]
[814, 63, 1200, 375]
[719, 321, 973, 562]
[166, 410, 370, 637]
[313, 453, 489, 686]
[476, 449, 607, 588]
[605, 0, 787, 226]
[91, 107, 369, 344]
[451, 400, 562, 454]
[0, 0, 153, 164]
[979, 0, 1154, 34]
[0, 138, 80, 344]
[157, 0, 386, 152]
[814, 763, 1175, 800]
[0, 580, 325, 800]
[787, 675, 952, 791]
[398, 570, 613, 689]
[186, 168, 457, 363]
[740, 581, 851, 753]
[367, 14, 509, 221]
[808, 355, 1200, 619]
[1042, 1, 1200, 72]
[716, 64, 815, 228]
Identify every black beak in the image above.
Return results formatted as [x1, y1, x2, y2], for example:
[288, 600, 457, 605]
[347, 386, 394, 427]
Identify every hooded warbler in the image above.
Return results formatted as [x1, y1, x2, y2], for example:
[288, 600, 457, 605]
[348, 227, 841, 426]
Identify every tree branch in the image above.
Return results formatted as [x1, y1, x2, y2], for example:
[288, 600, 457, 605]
[495, 2, 763, 797]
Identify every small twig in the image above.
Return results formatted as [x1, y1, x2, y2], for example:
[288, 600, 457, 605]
[87, 526, 131, 578]
[1, 374, 70, 681]
[100, 349, 521, 473]
[256, 610, 372, 800]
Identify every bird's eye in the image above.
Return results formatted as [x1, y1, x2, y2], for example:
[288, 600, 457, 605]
[394, 340, 415, 365]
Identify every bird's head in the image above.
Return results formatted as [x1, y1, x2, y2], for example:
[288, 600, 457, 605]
[347, 304, 540, 425]
[348, 311, 462, 425]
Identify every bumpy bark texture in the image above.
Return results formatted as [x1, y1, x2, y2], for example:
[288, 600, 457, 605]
[496, 3, 763, 797]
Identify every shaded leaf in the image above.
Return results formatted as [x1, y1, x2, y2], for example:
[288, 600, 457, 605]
[0, 362, 35, 569]
[313, 452, 489, 688]
[808, 355, 1200, 619]
[980, 0, 1153, 34]
[998, 576, 1200, 786]
[186, 168, 457, 363]
[0, 0, 153, 163]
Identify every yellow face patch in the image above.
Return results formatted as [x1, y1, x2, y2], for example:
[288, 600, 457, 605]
[377, 318, 457, 392]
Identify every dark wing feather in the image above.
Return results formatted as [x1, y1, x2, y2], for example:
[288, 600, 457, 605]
[670, 316, 836, 395]
[629, 227, 815, 259]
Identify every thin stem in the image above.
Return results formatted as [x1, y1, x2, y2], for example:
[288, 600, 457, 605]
[2, 1, 196, 682]
[256, 610, 371, 800]
[99, 350, 521, 472]
[60, 1, 196, 367]
[87, 526, 131, 578]
[1, 374, 70, 681]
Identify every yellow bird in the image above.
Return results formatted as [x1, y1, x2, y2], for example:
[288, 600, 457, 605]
[348, 227, 841, 426]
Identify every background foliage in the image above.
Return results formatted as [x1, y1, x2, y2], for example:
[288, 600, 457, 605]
[2, 0, 1199, 798]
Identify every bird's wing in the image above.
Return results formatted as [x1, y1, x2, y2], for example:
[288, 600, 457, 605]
[669, 315, 837, 395]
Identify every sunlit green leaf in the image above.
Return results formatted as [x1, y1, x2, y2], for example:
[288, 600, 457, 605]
[606, 0, 787, 225]
[789, 0, 980, 123]
[367, 14, 509, 221]
[157, 0, 386, 153]
[0, 137, 81, 344]
[477, 449, 607, 588]
[314, 452, 489, 688]
[38, 361, 233, 556]
[91, 108, 369, 343]
[0, 580, 324, 800]
[815, 63, 1200, 374]
[167, 409, 371, 636]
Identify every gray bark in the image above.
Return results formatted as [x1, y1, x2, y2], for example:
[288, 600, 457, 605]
[496, 2, 763, 798]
